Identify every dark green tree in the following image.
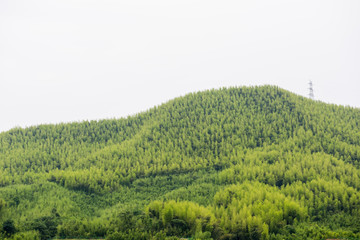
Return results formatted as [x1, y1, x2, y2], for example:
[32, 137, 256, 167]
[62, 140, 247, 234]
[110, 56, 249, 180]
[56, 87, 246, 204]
[2, 219, 16, 236]
[31, 216, 58, 240]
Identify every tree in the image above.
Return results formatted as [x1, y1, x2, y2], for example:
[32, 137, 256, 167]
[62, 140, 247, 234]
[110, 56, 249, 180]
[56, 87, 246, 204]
[2, 219, 16, 236]
[31, 216, 58, 240]
[0, 199, 5, 221]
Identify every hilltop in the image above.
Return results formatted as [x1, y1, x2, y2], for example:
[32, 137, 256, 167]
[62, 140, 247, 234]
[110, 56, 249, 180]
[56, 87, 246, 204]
[0, 86, 360, 240]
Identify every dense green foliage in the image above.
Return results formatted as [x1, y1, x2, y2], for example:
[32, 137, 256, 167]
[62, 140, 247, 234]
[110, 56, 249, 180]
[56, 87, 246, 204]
[0, 86, 360, 239]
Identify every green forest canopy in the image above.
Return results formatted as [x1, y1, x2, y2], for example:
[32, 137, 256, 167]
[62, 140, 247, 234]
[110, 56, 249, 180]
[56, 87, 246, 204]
[0, 85, 360, 239]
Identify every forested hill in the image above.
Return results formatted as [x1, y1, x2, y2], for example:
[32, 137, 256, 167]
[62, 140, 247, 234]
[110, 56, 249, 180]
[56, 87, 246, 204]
[1, 86, 360, 240]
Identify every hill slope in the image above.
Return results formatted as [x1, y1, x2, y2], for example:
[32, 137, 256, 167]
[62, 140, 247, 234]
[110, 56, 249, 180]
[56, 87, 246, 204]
[0, 86, 360, 239]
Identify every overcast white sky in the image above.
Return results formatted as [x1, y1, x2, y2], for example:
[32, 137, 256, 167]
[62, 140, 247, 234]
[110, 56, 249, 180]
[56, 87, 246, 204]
[0, 0, 359, 133]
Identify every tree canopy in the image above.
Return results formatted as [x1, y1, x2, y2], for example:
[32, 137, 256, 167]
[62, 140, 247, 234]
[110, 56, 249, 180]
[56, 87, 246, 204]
[0, 86, 360, 239]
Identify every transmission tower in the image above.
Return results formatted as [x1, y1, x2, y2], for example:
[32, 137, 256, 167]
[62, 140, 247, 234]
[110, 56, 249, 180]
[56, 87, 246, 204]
[308, 80, 314, 99]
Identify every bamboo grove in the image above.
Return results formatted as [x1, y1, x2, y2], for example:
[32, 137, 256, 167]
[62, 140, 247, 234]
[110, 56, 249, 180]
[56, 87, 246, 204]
[0, 86, 360, 239]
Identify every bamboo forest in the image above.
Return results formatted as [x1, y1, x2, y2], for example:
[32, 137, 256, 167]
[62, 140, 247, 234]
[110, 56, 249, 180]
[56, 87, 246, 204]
[0, 86, 360, 240]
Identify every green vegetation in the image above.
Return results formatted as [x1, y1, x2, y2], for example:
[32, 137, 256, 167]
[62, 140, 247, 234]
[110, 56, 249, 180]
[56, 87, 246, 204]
[0, 85, 360, 239]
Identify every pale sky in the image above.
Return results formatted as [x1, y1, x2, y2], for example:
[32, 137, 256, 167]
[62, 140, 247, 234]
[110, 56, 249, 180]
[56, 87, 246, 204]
[0, 0, 359, 133]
